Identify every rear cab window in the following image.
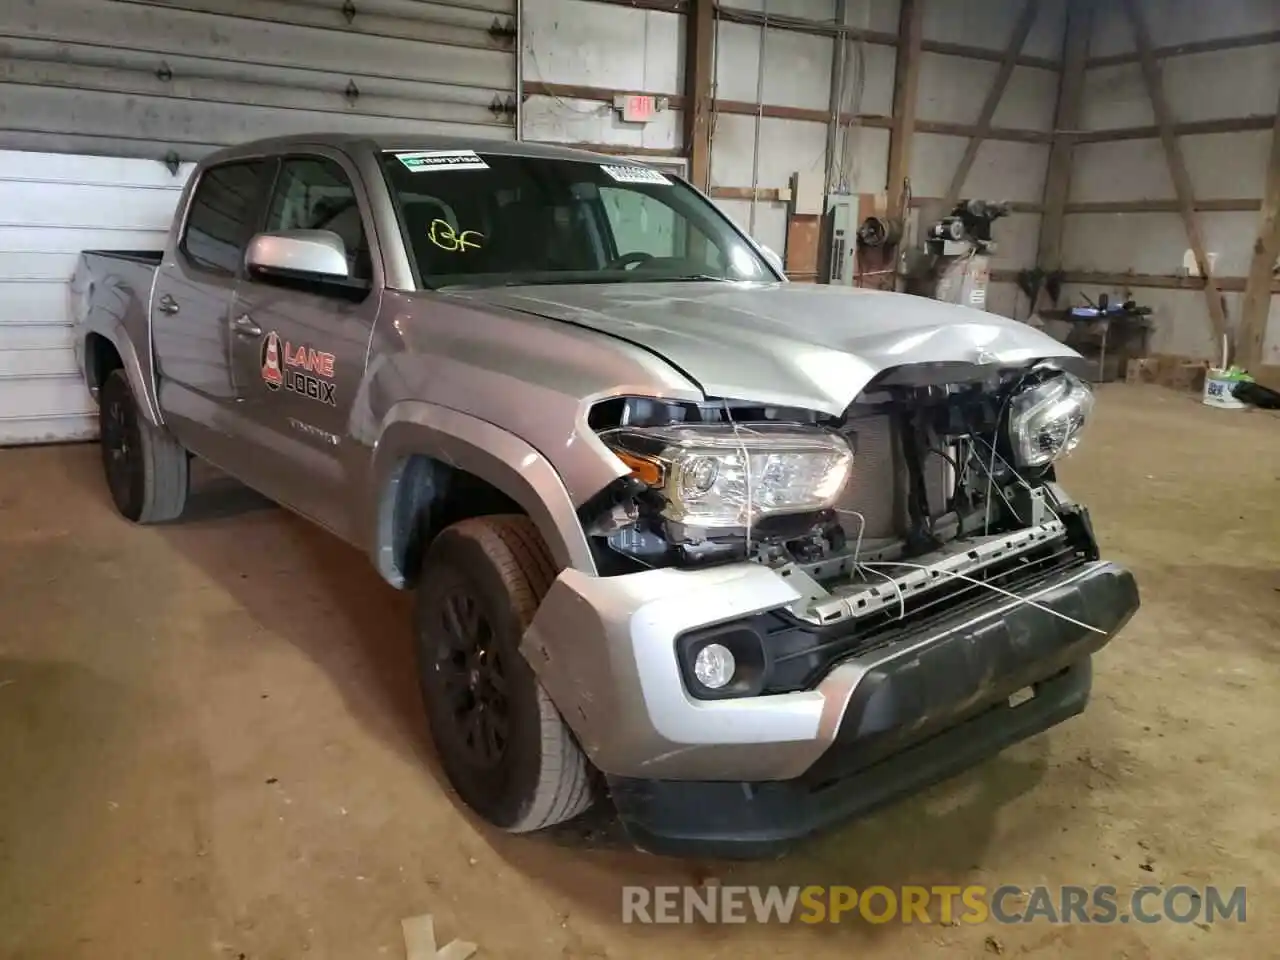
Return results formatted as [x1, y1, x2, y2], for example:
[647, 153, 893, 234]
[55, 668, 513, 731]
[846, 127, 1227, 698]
[180, 159, 269, 275]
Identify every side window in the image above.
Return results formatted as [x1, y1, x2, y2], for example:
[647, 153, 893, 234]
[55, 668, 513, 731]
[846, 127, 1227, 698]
[263, 157, 372, 282]
[599, 186, 721, 268]
[181, 160, 267, 275]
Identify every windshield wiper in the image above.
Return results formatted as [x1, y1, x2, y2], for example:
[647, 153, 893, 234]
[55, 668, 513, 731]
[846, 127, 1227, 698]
[632, 274, 731, 283]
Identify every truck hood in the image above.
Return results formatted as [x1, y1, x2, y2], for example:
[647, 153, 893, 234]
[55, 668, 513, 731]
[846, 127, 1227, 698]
[446, 281, 1081, 415]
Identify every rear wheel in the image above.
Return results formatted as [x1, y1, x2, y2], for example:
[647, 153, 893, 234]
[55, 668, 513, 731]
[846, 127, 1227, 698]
[414, 515, 594, 832]
[98, 369, 189, 523]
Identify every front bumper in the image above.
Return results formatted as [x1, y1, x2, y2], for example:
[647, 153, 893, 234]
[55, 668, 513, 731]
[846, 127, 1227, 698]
[522, 551, 1137, 854]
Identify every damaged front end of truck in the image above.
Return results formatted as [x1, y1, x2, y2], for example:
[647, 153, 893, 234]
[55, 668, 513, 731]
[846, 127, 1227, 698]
[523, 350, 1139, 857]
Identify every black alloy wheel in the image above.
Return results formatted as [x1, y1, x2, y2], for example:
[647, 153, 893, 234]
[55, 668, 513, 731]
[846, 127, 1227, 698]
[434, 586, 511, 768]
[99, 370, 145, 519]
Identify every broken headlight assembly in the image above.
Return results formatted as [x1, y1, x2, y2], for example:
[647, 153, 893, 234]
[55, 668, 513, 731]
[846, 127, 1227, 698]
[1007, 371, 1095, 468]
[601, 423, 854, 530]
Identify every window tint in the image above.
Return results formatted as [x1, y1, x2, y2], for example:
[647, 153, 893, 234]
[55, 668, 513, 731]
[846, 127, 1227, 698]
[182, 160, 266, 274]
[264, 157, 372, 281]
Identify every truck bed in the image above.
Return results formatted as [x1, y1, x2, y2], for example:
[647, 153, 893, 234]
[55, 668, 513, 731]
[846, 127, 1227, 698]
[81, 249, 164, 266]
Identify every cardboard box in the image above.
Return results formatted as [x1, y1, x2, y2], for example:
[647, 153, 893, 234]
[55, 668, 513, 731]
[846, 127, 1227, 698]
[1123, 356, 1209, 392]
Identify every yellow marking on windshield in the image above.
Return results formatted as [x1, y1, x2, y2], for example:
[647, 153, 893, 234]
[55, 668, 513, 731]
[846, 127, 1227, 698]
[428, 219, 484, 252]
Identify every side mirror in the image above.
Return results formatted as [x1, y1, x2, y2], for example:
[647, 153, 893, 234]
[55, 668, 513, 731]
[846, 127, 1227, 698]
[760, 245, 784, 275]
[246, 230, 349, 280]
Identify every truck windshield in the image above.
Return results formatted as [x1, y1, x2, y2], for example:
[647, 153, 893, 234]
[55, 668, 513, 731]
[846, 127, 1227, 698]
[378, 150, 777, 288]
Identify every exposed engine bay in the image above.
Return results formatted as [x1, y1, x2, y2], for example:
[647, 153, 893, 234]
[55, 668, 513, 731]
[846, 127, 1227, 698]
[582, 362, 1098, 628]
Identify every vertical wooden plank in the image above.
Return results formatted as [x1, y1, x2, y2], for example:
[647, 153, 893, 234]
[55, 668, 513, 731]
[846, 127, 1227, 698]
[940, 0, 1042, 210]
[684, 0, 715, 192]
[1237, 91, 1280, 370]
[1037, 0, 1093, 270]
[886, 0, 922, 218]
[1122, 0, 1230, 348]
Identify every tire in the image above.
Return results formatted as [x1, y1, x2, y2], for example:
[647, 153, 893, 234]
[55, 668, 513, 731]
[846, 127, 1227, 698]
[414, 515, 594, 832]
[98, 368, 189, 523]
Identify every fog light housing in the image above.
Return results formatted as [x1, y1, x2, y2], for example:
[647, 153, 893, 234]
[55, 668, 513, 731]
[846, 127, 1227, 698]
[693, 643, 736, 689]
[677, 622, 769, 699]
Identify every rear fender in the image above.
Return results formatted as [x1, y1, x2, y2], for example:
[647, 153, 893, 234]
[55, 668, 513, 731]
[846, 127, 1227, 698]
[72, 262, 163, 426]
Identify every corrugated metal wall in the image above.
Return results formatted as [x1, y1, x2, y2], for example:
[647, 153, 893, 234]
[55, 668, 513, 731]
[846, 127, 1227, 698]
[0, 0, 519, 161]
[0, 0, 518, 444]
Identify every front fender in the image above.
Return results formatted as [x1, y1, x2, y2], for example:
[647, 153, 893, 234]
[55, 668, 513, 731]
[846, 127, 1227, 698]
[366, 401, 597, 585]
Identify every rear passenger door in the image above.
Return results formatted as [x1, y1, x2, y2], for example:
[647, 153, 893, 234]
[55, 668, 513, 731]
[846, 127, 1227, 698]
[151, 158, 270, 466]
[226, 151, 381, 540]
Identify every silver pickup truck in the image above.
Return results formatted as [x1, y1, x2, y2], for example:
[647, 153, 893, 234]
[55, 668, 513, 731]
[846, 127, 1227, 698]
[72, 134, 1138, 858]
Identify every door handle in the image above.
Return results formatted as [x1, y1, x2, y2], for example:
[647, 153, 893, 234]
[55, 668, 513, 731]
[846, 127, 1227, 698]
[156, 294, 180, 315]
[232, 314, 262, 337]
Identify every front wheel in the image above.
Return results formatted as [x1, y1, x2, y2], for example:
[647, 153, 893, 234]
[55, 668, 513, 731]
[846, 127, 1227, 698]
[414, 515, 594, 832]
[98, 368, 189, 523]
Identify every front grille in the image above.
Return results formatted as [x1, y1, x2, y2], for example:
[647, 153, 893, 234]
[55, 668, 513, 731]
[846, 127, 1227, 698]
[758, 540, 1082, 693]
[837, 414, 951, 541]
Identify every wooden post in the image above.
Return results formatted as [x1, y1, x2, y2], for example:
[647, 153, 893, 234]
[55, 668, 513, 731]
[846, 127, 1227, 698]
[886, 0, 923, 218]
[940, 0, 1041, 210]
[684, 0, 715, 192]
[1122, 0, 1230, 350]
[1237, 91, 1280, 370]
[1037, 0, 1094, 271]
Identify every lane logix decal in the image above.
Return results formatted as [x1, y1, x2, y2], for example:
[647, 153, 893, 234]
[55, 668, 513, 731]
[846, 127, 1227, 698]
[261, 331, 337, 406]
[428, 218, 483, 252]
[394, 150, 489, 173]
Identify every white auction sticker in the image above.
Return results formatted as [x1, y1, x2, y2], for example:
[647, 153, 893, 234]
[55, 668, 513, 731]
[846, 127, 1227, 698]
[394, 150, 490, 172]
[600, 164, 670, 185]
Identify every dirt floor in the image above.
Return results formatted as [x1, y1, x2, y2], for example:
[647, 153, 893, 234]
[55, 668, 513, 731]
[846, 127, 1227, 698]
[1, 383, 1278, 959]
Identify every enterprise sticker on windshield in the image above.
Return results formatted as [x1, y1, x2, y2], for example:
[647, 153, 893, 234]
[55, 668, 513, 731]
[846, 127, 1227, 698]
[394, 150, 489, 172]
[600, 164, 670, 185]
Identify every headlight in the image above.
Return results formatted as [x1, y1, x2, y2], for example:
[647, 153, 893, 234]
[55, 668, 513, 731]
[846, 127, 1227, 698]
[1007, 372, 1095, 467]
[602, 424, 853, 529]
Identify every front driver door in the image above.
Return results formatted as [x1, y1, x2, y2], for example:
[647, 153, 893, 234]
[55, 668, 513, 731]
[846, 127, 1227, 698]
[151, 157, 271, 468]
[227, 151, 382, 540]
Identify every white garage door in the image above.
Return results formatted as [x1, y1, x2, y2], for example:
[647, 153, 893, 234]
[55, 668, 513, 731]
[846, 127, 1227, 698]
[0, 0, 517, 444]
[0, 152, 195, 445]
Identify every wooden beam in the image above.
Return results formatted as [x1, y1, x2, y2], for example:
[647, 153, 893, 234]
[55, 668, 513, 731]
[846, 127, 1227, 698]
[1037, 0, 1092, 270]
[940, 0, 1041, 211]
[1073, 115, 1277, 144]
[684, 0, 715, 191]
[706, 4, 1061, 67]
[1089, 28, 1280, 68]
[917, 120, 1052, 144]
[911, 197, 1044, 214]
[715, 5, 897, 44]
[1064, 198, 1263, 214]
[555, 142, 684, 158]
[583, 0, 688, 11]
[1122, 0, 1230, 348]
[710, 186, 787, 202]
[922, 40, 1058, 71]
[1237, 92, 1280, 371]
[521, 82, 1052, 145]
[886, 0, 923, 217]
[995, 270, 1280, 293]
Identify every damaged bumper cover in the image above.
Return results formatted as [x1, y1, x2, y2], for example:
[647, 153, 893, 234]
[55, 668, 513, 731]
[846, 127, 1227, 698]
[522, 541, 1139, 857]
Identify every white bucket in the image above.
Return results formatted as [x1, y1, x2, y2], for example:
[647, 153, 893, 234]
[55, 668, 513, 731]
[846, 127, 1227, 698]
[1202, 369, 1245, 409]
